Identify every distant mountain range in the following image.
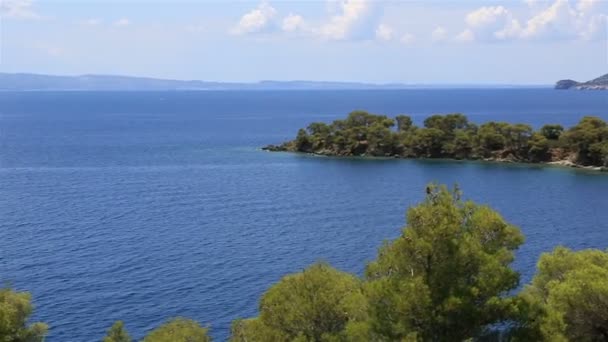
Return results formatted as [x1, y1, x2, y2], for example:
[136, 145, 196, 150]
[555, 74, 608, 90]
[0, 73, 547, 91]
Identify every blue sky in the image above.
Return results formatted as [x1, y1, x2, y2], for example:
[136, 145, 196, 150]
[1, 0, 606, 84]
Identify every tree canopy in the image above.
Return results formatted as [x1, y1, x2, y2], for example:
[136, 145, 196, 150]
[103, 321, 131, 342]
[142, 318, 210, 342]
[364, 184, 524, 341]
[0, 288, 48, 342]
[228, 185, 607, 341]
[515, 247, 608, 341]
[270, 111, 608, 168]
[230, 263, 367, 342]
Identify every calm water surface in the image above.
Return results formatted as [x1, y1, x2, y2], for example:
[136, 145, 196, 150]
[1, 90, 607, 341]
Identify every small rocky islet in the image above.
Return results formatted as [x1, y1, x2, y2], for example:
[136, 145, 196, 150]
[263, 111, 608, 172]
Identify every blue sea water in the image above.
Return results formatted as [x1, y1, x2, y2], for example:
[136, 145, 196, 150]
[1, 89, 607, 341]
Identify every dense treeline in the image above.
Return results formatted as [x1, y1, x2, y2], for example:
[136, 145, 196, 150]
[265, 111, 608, 168]
[2, 185, 607, 341]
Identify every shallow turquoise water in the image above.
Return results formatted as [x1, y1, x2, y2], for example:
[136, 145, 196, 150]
[1, 90, 607, 341]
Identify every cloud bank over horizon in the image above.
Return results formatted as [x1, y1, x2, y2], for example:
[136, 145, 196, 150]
[227, 0, 606, 44]
[1, 0, 606, 84]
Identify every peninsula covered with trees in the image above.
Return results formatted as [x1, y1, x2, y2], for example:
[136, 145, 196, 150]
[263, 111, 608, 170]
[2, 185, 608, 341]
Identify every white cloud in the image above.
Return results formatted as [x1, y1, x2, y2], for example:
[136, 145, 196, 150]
[229, 0, 605, 43]
[232, 2, 277, 35]
[230, 0, 381, 41]
[400, 32, 416, 44]
[466, 6, 510, 28]
[460, 0, 607, 42]
[455, 29, 475, 42]
[432, 26, 448, 42]
[113, 18, 131, 27]
[461, 6, 520, 42]
[375, 24, 393, 41]
[0, 0, 39, 19]
[519, 0, 578, 39]
[282, 13, 306, 33]
[518, 0, 607, 40]
[317, 0, 380, 40]
[494, 19, 523, 40]
[576, 0, 606, 40]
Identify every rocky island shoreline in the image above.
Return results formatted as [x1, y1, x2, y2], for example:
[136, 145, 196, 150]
[263, 111, 608, 172]
[555, 73, 608, 90]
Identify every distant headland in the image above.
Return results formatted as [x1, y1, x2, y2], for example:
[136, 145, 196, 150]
[0, 72, 548, 91]
[5, 71, 607, 91]
[264, 111, 608, 171]
[555, 74, 608, 90]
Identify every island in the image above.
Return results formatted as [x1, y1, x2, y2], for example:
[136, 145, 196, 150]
[263, 111, 608, 171]
[555, 73, 608, 90]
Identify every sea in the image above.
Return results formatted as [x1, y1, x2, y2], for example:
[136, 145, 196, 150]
[1, 89, 607, 341]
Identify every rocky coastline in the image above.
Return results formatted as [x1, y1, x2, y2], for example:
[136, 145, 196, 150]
[262, 144, 608, 172]
[555, 73, 608, 90]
